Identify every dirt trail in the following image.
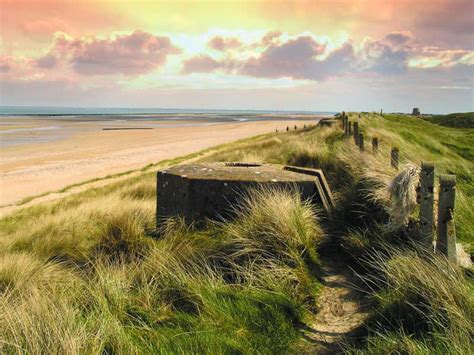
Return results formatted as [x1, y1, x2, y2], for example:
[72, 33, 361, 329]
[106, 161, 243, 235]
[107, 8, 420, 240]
[302, 254, 369, 354]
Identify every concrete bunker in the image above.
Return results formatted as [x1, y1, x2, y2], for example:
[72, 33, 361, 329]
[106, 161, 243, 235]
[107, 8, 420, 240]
[318, 118, 339, 127]
[156, 162, 333, 226]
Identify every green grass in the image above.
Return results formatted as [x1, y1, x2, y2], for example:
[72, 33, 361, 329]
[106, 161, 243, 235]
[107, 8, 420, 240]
[0, 113, 472, 353]
[0, 185, 323, 353]
[422, 112, 474, 128]
[346, 246, 474, 354]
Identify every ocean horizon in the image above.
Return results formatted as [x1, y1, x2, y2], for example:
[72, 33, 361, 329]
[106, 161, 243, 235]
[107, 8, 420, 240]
[0, 106, 337, 117]
[0, 106, 330, 147]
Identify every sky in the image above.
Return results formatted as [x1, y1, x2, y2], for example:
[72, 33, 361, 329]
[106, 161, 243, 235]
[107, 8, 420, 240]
[0, 0, 473, 113]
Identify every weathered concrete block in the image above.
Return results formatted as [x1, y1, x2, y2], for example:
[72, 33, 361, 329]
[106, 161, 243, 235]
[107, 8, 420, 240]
[156, 163, 333, 226]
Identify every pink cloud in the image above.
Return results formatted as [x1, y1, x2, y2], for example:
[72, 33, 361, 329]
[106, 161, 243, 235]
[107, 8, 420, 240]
[35, 53, 57, 69]
[261, 31, 282, 46]
[40, 30, 181, 76]
[359, 35, 412, 74]
[208, 36, 242, 51]
[384, 31, 413, 45]
[0, 55, 41, 81]
[182, 55, 221, 74]
[240, 35, 353, 80]
[70, 31, 181, 75]
[0, 57, 13, 73]
[182, 31, 473, 81]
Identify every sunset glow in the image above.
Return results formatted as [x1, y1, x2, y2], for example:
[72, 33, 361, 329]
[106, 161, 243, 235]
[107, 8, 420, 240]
[1, 0, 473, 112]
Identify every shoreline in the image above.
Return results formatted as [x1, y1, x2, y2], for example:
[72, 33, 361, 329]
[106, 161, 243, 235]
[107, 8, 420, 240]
[0, 116, 325, 211]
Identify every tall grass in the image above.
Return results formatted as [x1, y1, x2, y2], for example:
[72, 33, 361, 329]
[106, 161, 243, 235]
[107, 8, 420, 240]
[348, 247, 474, 354]
[0, 185, 323, 353]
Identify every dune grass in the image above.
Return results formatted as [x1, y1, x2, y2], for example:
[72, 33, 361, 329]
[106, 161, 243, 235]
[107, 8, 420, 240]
[0, 184, 324, 353]
[0, 113, 472, 353]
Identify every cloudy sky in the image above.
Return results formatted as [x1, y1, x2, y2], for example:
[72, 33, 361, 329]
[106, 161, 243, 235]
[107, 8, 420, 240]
[1, 0, 473, 113]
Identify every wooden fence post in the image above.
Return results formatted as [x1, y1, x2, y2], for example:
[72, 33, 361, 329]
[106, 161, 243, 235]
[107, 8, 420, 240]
[419, 162, 435, 248]
[372, 137, 379, 154]
[358, 133, 364, 150]
[353, 122, 359, 144]
[391, 147, 399, 170]
[436, 175, 457, 262]
[348, 121, 352, 136]
[341, 111, 346, 129]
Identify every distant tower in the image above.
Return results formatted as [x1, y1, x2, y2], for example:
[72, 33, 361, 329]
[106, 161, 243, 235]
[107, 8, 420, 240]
[412, 108, 421, 116]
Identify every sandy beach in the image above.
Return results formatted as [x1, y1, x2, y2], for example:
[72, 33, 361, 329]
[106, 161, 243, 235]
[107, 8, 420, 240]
[0, 115, 324, 208]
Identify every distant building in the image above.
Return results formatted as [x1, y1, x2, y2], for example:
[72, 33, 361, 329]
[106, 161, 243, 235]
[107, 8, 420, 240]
[412, 107, 421, 116]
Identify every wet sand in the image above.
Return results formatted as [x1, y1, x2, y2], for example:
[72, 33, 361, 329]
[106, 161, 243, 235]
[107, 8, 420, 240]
[0, 116, 324, 207]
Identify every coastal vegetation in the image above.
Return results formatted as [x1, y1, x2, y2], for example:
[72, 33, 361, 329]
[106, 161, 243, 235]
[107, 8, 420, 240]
[0, 113, 472, 353]
[421, 112, 474, 129]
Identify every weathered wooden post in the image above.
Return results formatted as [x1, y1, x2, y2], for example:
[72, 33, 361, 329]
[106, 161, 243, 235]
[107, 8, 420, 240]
[358, 133, 364, 150]
[436, 175, 456, 262]
[348, 121, 352, 136]
[419, 162, 435, 248]
[353, 122, 359, 144]
[391, 147, 399, 170]
[372, 137, 379, 154]
[341, 111, 346, 129]
[294, 125, 297, 130]
[286, 126, 289, 132]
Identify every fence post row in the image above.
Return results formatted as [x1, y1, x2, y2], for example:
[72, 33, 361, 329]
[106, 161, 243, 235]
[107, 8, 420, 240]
[391, 147, 399, 170]
[419, 162, 435, 248]
[353, 122, 359, 145]
[358, 133, 364, 150]
[436, 174, 457, 262]
[372, 137, 379, 154]
[336, 113, 458, 263]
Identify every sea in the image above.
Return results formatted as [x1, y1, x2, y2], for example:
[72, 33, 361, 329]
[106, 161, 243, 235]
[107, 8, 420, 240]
[0, 106, 336, 147]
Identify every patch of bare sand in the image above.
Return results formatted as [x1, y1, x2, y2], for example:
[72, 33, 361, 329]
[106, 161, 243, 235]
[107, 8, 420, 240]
[299, 257, 369, 354]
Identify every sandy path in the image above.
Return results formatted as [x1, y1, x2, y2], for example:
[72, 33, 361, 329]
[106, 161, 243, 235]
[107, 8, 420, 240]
[300, 256, 369, 354]
[0, 118, 321, 210]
